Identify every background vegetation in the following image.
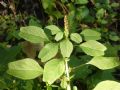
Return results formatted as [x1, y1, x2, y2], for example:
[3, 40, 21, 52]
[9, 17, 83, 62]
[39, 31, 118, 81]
[0, 0, 120, 90]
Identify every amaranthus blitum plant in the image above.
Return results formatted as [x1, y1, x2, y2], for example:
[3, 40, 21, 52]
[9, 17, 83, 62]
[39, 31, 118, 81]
[7, 15, 120, 90]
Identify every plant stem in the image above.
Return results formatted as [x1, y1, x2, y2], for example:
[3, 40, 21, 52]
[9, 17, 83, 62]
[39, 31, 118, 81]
[46, 83, 52, 90]
[65, 58, 71, 90]
[64, 15, 71, 90]
[72, 64, 86, 72]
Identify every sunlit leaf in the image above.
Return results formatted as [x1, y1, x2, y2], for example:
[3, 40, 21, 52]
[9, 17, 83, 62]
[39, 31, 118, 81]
[93, 80, 120, 90]
[55, 31, 64, 41]
[70, 33, 82, 43]
[81, 29, 101, 41]
[73, 86, 78, 90]
[19, 26, 49, 43]
[80, 40, 107, 56]
[43, 59, 65, 84]
[45, 25, 61, 35]
[38, 43, 58, 62]
[7, 58, 43, 80]
[87, 57, 120, 70]
[60, 39, 73, 57]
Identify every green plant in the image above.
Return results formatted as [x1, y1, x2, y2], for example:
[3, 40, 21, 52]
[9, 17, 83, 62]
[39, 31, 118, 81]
[6, 14, 120, 90]
[0, 0, 120, 90]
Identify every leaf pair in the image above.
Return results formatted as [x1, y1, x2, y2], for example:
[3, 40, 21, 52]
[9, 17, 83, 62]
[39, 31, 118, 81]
[79, 40, 120, 70]
[70, 29, 101, 43]
[45, 25, 64, 41]
[19, 25, 64, 43]
[7, 58, 65, 85]
[39, 39, 73, 63]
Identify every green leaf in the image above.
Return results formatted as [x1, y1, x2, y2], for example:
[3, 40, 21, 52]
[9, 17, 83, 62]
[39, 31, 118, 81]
[68, 11, 77, 32]
[51, 11, 63, 19]
[81, 29, 101, 41]
[23, 80, 33, 90]
[47, 86, 52, 90]
[71, 65, 92, 79]
[70, 33, 82, 43]
[43, 59, 65, 84]
[87, 69, 115, 89]
[98, 19, 108, 25]
[60, 39, 73, 57]
[38, 43, 58, 62]
[0, 45, 21, 65]
[111, 3, 120, 8]
[80, 40, 107, 56]
[88, 57, 120, 70]
[76, 6, 89, 20]
[109, 35, 119, 41]
[19, 26, 49, 43]
[96, 8, 105, 19]
[29, 17, 41, 27]
[55, 31, 64, 41]
[45, 25, 61, 35]
[109, 32, 119, 41]
[73, 86, 78, 90]
[7, 58, 43, 80]
[75, 0, 88, 4]
[93, 80, 120, 90]
[41, 0, 55, 9]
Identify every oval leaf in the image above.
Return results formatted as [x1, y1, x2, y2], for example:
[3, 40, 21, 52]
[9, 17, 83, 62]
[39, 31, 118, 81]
[43, 59, 65, 84]
[70, 33, 82, 43]
[45, 25, 61, 35]
[55, 31, 64, 41]
[60, 39, 73, 57]
[80, 40, 107, 56]
[73, 86, 78, 90]
[96, 8, 105, 19]
[87, 57, 120, 70]
[19, 26, 49, 43]
[93, 80, 120, 90]
[81, 29, 101, 41]
[109, 32, 120, 41]
[7, 58, 43, 80]
[38, 43, 58, 62]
